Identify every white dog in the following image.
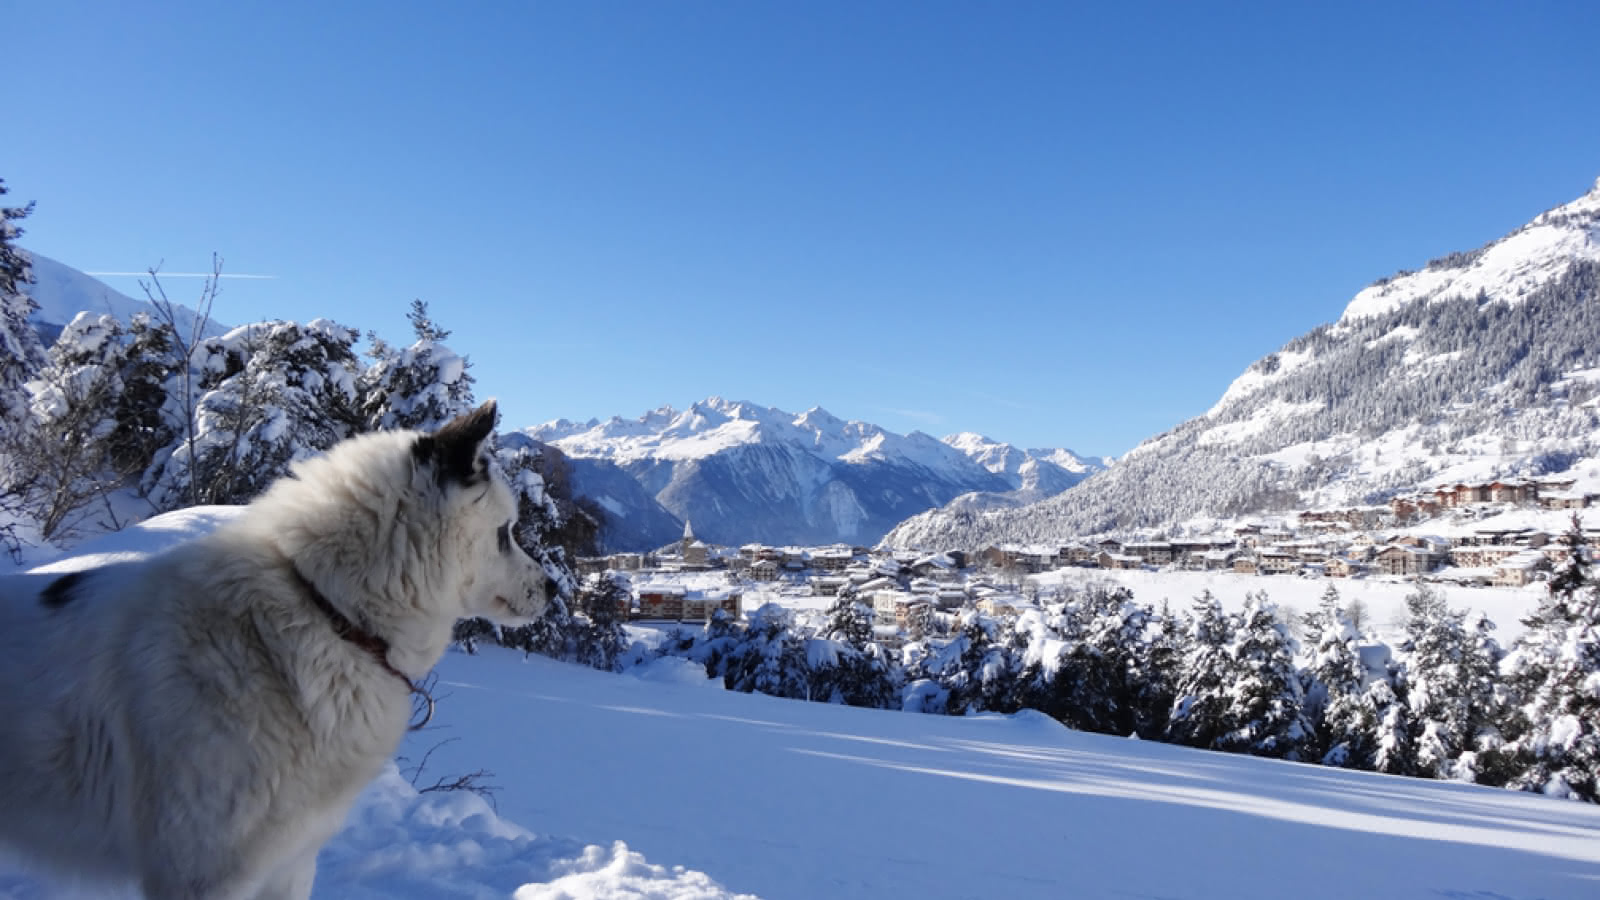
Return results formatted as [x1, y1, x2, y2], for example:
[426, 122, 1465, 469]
[0, 401, 553, 899]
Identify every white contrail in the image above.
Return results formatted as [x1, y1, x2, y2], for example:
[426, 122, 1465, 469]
[86, 271, 277, 279]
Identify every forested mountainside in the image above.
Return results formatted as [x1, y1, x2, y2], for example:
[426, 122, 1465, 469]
[886, 178, 1600, 549]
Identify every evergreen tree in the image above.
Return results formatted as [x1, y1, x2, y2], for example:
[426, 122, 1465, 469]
[143, 320, 364, 508]
[1037, 587, 1148, 735]
[1166, 591, 1234, 749]
[1369, 677, 1415, 776]
[358, 301, 474, 432]
[1402, 594, 1507, 782]
[17, 313, 130, 539]
[1500, 516, 1600, 800]
[823, 587, 875, 650]
[721, 603, 810, 700]
[1303, 601, 1372, 766]
[572, 571, 632, 672]
[1217, 593, 1312, 760]
[107, 313, 182, 476]
[407, 298, 452, 342]
[0, 179, 44, 427]
[1131, 601, 1184, 739]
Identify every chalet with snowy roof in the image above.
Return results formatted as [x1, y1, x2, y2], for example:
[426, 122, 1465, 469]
[1541, 491, 1597, 510]
[1123, 541, 1174, 565]
[1258, 548, 1301, 575]
[1059, 543, 1096, 565]
[1494, 551, 1547, 587]
[1450, 544, 1526, 569]
[748, 559, 780, 581]
[810, 575, 850, 596]
[909, 553, 958, 579]
[870, 590, 922, 628]
[632, 580, 740, 621]
[1097, 551, 1142, 570]
[1324, 556, 1363, 578]
[1375, 544, 1441, 577]
[979, 594, 1033, 617]
[810, 546, 856, 572]
[1232, 555, 1259, 575]
[1200, 548, 1236, 571]
[1488, 480, 1535, 504]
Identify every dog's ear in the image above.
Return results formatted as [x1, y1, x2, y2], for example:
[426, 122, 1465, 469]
[413, 400, 499, 485]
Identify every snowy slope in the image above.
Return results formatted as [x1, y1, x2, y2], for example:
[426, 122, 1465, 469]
[6, 514, 1600, 899]
[887, 176, 1600, 549]
[524, 398, 1095, 549]
[23, 253, 225, 344]
[1338, 175, 1600, 324]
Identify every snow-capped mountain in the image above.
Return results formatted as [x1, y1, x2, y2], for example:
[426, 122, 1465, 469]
[24, 253, 225, 344]
[524, 398, 1094, 549]
[939, 432, 1107, 510]
[885, 176, 1600, 549]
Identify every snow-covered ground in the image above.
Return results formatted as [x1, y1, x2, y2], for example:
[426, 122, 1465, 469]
[5, 514, 1600, 898]
[1026, 567, 1546, 642]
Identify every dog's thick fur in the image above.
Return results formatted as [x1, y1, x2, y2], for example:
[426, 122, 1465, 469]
[0, 402, 552, 899]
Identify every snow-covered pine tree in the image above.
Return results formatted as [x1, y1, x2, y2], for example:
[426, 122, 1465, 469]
[1499, 515, 1600, 801]
[572, 571, 632, 672]
[0, 179, 44, 427]
[721, 602, 810, 700]
[807, 586, 900, 707]
[0, 180, 47, 558]
[1305, 602, 1377, 768]
[143, 319, 364, 509]
[1131, 601, 1184, 739]
[17, 313, 130, 540]
[1037, 586, 1148, 735]
[1401, 590, 1507, 782]
[107, 313, 182, 477]
[358, 300, 474, 432]
[930, 609, 1020, 715]
[822, 587, 875, 650]
[1369, 677, 1415, 776]
[492, 438, 583, 663]
[1299, 584, 1344, 653]
[1216, 592, 1312, 760]
[1166, 591, 1234, 749]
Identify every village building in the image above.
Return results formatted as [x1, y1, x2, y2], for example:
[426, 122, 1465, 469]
[1257, 547, 1301, 575]
[1059, 543, 1096, 565]
[1376, 544, 1440, 577]
[1324, 556, 1362, 578]
[810, 546, 855, 572]
[1123, 541, 1175, 565]
[1494, 550, 1547, 587]
[679, 520, 710, 569]
[870, 589, 922, 628]
[1097, 551, 1143, 570]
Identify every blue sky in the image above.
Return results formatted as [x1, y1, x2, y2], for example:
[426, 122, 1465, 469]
[11, 1, 1600, 456]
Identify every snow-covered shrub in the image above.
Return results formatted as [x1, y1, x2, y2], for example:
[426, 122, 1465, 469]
[143, 319, 363, 509]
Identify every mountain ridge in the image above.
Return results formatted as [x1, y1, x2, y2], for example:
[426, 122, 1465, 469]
[524, 397, 1104, 550]
[885, 176, 1600, 549]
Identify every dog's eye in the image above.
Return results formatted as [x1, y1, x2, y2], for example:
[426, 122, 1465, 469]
[496, 522, 512, 555]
